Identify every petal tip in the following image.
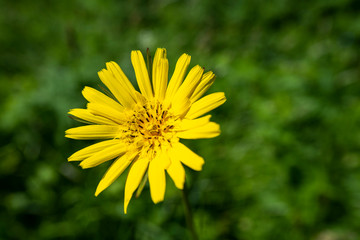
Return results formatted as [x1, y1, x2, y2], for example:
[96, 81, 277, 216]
[95, 185, 103, 197]
[151, 197, 164, 204]
[176, 180, 185, 190]
[124, 199, 130, 214]
[79, 162, 85, 168]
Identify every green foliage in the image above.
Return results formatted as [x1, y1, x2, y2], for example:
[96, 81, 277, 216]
[1, 0, 360, 239]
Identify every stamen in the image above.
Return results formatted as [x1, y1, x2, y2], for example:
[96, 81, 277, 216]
[118, 100, 175, 148]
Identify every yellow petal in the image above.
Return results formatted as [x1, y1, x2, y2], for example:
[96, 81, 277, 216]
[68, 108, 116, 125]
[165, 53, 191, 101]
[68, 139, 123, 161]
[177, 122, 220, 139]
[148, 155, 166, 203]
[131, 50, 153, 99]
[175, 115, 211, 131]
[190, 71, 216, 103]
[105, 61, 138, 102]
[80, 142, 128, 169]
[170, 143, 204, 171]
[82, 86, 124, 112]
[186, 92, 226, 119]
[158, 59, 169, 101]
[152, 48, 168, 101]
[152, 51, 168, 102]
[95, 152, 138, 196]
[171, 97, 191, 118]
[134, 91, 147, 106]
[98, 69, 136, 108]
[87, 102, 127, 124]
[172, 65, 204, 107]
[65, 125, 120, 140]
[166, 158, 185, 189]
[124, 157, 149, 214]
[157, 148, 171, 169]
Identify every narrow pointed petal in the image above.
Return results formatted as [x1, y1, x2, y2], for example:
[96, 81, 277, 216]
[65, 125, 120, 140]
[106, 61, 138, 102]
[186, 92, 226, 119]
[134, 91, 147, 106]
[175, 115, 212, 131]
[167, 158, 185, 189]
[165, 53, 191, 101]
[124, 157, 149, 213]
[155, 148, 171, 169]
[152, 48, 167, 101]
[98, 69, 136, 108]
[171, 97, 191, 118]
[68, 108, 116, 125]
[171, 66, 204, 117]
[177, 122, 220, 139]
[172, 65, 204, 105]
[153, 54, 168, 101]
[158, 59, 169, 101]
[82, 86, 124, 112]
[68, 139, 123, 161]
[87, 102, 127, 124]
[95, 152, 138, 196]
[131, 50, 153, 99]
[170, 143, 204, 171]
[190, 71, 216, 103]
[152, 48, 166, 77]
[148, 155, 166, 203]
[80, 143, 128, 169]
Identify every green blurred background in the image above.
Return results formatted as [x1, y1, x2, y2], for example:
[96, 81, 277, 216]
[1, 0, 360, 239]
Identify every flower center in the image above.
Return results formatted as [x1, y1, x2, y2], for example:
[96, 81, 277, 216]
[121, 100, 177, 149]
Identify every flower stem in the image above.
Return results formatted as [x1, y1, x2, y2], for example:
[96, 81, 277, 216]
[181, 184, 198, 240]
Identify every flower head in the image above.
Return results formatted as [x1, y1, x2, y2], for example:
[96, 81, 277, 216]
[65, 48, 226, 213]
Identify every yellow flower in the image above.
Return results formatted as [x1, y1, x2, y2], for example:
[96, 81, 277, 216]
[65, 48, 226, 213]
